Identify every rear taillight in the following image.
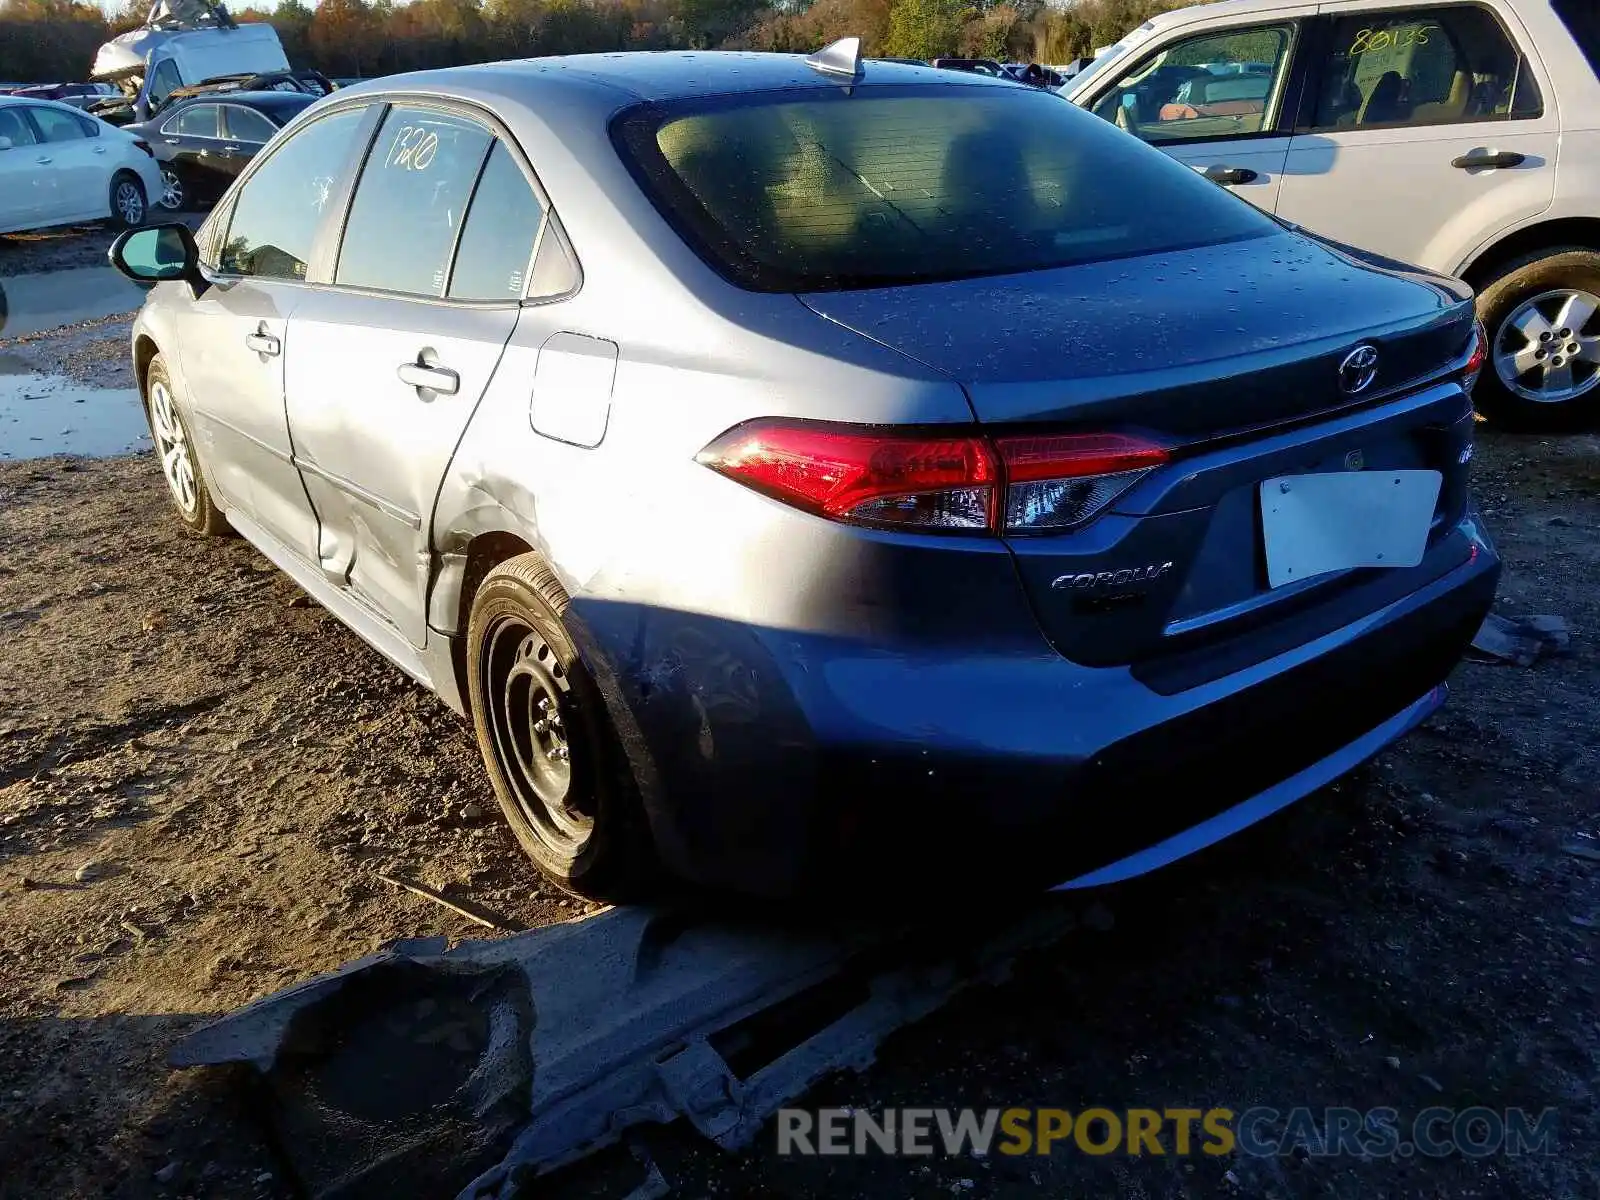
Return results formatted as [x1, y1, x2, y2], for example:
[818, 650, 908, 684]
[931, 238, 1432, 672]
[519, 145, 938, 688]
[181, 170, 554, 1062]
[1462, 320, 1487, 393]
[994, 432, 1168, 532]
[132, 138, 154, 157]
[696, 420, 1168, 535]
[695, 420, 996, 531]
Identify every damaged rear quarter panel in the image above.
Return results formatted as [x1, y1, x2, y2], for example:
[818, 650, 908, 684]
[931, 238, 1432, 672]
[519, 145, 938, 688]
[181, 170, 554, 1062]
[426, 273, 975, 889]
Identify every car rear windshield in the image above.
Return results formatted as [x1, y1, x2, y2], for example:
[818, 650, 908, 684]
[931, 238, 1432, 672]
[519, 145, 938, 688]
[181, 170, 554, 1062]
[612, 83, 1277, 292]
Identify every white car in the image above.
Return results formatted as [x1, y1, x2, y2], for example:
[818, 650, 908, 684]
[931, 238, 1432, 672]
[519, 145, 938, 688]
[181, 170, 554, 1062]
[0, 96, 163, 235]
[1065, 0, 1600, 426]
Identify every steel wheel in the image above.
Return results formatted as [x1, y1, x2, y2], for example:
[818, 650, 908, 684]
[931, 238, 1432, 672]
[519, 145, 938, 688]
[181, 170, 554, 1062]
[113, 177, 145, 226]
[149, 379, 198, 516]
[1492, 287, 1600, 405]
[159, 169, 185, 212]
[479, 614, 592, 857]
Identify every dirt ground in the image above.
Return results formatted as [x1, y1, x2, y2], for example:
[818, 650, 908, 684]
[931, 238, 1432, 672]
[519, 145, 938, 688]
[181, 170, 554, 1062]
[0, 215, 205, 281]
[1, 265, 1598, 1198]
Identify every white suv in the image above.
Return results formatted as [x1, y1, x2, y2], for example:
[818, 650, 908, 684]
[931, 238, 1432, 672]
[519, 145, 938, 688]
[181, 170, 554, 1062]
[1065, 0, 1600, 426]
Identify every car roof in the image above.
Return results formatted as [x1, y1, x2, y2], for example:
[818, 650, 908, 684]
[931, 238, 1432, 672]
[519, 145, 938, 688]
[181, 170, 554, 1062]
[0, 94, 91, 114]
[338, 50, 1020, 107]
[169, 89, 317, 112]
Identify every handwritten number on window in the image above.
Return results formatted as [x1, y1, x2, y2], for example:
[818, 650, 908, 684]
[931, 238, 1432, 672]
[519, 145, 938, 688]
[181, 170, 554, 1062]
[1348, 25, 1434, 55]
[385, 125, 440, 172]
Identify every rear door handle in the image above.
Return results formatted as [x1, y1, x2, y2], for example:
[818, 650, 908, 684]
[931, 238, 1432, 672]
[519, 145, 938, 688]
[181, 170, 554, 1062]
[1452, 150, 1526, 169]
[398, 361, 459, 395]
[245, 331, 280, 356]
[1202, 164, 1258, 185]
[35, 156, 52, 165]
[164, 137, 181, 145]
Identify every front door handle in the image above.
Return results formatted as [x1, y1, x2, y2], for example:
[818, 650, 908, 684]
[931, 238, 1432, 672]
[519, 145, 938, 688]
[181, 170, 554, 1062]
[1202, 164, 1258, 185]
[245, 330, 280, 356]
[35, 155, 52, 165]
[1452, 150, 1526, 170]
[398, 360, 459, 395]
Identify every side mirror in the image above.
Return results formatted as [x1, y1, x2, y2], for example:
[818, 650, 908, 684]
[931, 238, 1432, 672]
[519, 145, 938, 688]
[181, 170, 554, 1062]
[0, 137, 12, 152]
[109, 222, 206, 295]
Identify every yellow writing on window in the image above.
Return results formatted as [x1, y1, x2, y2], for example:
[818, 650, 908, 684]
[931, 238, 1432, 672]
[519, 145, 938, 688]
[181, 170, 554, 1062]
[1348, 25, 1434, 55]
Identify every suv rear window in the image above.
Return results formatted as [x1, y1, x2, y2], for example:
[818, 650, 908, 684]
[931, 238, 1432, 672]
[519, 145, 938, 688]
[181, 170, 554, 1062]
[613, 85, 1277, 292]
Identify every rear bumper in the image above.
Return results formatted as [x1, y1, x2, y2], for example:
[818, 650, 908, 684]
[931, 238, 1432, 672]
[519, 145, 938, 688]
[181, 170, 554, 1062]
[587, 516, 1499, 897]
[1053, 683, 1443, 890]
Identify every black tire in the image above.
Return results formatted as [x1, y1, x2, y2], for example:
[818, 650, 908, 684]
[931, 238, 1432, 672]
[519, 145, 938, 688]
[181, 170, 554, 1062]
[145, 355, 229, 536]
[466, 554, 656, 900]
[1474, 246, 1600, 429]
[108, 171, 147, 228]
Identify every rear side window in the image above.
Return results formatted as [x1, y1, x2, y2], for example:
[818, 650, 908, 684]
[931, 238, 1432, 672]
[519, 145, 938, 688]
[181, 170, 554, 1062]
[448, 142, 546, 301]
[225, 106, 277, 144]
[1311, 5, 1542, 129]
[1552, 0, 1600, 78]
[29, 105, 89, 143]
[335, 106, 493, 297]
[614, 85, 1277, 292]
[221, 106, 367, 281]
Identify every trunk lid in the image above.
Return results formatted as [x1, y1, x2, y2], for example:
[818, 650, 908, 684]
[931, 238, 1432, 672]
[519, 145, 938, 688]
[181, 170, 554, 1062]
[799, 230, 1479, 670]
[798, 231, 1470, 434]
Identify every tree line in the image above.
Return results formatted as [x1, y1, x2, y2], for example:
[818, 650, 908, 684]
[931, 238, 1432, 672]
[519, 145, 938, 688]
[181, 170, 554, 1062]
[0, 0, 1196, 85]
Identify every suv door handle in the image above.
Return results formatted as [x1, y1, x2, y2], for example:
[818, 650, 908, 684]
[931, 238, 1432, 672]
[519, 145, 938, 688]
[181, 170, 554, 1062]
[397, 360, 459, 395]
[245, 331, 280, 356]
[1202, 164, 1258, 185]
[1452, 150, 1526, 170]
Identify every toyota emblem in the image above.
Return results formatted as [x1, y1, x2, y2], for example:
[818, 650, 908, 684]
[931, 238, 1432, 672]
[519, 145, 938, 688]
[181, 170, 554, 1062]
[1339, 345, 1379, 394]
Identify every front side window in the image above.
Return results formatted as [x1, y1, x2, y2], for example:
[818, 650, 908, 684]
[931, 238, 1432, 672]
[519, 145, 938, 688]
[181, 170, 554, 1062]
[220, 106, 367, 281]
[448, 142, 546, 301]
[1089, 25, 1294, 143]
[29, 105, 89, 143]
[0, 106, 38, 146]
[148, 59, 182, 108]
[616, 85, 1278, 293]
[168, 104, 218, 139]
[1312, 6, 1542, 129]
[224, 106, 278, 144]
[335, 106, 493, 297]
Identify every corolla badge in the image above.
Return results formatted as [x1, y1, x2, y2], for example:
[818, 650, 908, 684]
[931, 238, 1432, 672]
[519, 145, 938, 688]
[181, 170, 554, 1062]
[1052, 561, 1174, 591]
[1339, 344, 1380, 394]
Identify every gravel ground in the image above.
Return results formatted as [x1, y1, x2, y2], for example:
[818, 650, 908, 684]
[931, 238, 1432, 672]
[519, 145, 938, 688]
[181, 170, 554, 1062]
[0, 262, 1598, 1198]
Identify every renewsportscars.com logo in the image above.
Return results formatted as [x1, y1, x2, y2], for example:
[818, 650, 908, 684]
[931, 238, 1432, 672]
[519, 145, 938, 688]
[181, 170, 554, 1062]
[776, 1106, 1559, 1160]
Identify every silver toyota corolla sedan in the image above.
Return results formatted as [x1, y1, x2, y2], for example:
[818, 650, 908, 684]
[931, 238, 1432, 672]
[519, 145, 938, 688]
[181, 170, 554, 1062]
[111, 45, 1500, 901]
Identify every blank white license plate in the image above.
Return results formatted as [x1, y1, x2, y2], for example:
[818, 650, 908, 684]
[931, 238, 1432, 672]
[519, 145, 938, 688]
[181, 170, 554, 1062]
[1260, 469, 1442, 588]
